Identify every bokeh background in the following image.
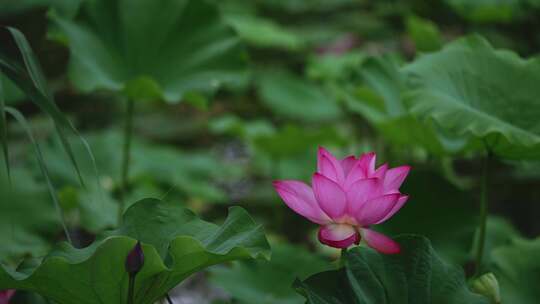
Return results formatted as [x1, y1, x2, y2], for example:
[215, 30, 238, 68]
[1, 0, 540, 303]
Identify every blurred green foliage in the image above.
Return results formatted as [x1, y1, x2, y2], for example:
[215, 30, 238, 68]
[1, 0, 540, 302]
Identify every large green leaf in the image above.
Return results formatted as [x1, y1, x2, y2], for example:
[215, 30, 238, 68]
[51, 0, 248, 102]
[0, 198, 270, 304]
[210, 243, 331, 304]
[256, 70, 342, 122]
[490, 237, 540, 304]
[341, 56, 467, 155]
[295, 235, 488, 304]
[404, 35, 540, 159]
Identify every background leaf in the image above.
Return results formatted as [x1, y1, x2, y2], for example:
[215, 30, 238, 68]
[51, 0, 248, 102]
[295, 235, 488, 304]
[378, 170, 478, 265]
[0, 168, 58, 262]
[0, 198, 270, 304]
[490, 237, 540, 304]
[341, 56, 467, 155]
[256, 70, 342, 122]
[404, 35, 540, 159]
[210, 243, 331, 304]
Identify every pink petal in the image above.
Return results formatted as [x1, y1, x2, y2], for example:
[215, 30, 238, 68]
[358, 152, 376, 175]
[318, 224, 360, 249]
[345, 178, 379, 215]
[0, 290, 15, 304]
[373, 163, 388, 179]
[344, 152, 376, 189]
[375, 194, 409, 224]
[340, 155, 357, 176]
[317, 147, 345, 184]
[312, 173, 347, 220]
[273, 180, 330, 224]
[361, 229, 400, 254]
[384, 166, 411, 192]
[355, 193, 400, 226]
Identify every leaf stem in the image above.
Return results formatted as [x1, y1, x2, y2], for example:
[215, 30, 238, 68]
[127, 275, 135, 304]
[475, 150, 491, 276]
[119, 97, 135, 224]
[166, 294, 174, 304]
[339, 248, 348, 268]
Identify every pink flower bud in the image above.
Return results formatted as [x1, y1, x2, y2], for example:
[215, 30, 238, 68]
[0, 290, 15, 304]
[125, 241, 144, 276]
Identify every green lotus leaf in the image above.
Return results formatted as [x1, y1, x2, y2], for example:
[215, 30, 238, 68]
[295, 235, 488, 304]
[491, 237, 540, 304]
[51, 0, 248, 102]
[404, 35, 540, 159]
[342, 56, 467, 155]
[0, 198, 270, 304]
[256, 70, 342, 122]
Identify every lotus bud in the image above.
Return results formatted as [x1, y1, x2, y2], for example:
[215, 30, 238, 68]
[125, 241, 144, 276]
[0, 290, 15, 304]
[471, 273, 501, 304]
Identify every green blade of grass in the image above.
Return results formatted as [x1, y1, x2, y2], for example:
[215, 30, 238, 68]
[5, 106, 72, 244]
[3, 27, 85, 187]
[0, 69, 10, 182]
[0, 27, 107, 226]
[7, 27, 52, 99]
[0, 57, 86, 187]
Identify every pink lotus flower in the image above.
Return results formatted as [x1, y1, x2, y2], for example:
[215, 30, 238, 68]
[273, 147, 410, 253]
[0, 290, 15, 304]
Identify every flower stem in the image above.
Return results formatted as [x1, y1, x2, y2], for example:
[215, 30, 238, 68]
[475, 151, 491, 276]
[127, 275, 135, 304]
[339, 248, 348, 268]
[119, 97, 134, 224]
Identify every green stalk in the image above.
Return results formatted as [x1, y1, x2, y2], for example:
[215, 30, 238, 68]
[475, 151, 491, 276]
[339, 248, 348, 268]
[119, 98, 134, 224]
[6, 107, 72, 245]
[127, 275, 135, 304]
